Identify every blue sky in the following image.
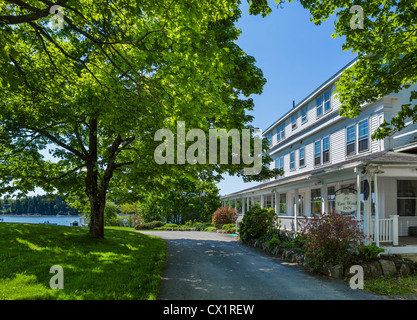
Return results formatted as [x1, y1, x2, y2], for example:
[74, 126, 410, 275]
[216, 0, 357, 196]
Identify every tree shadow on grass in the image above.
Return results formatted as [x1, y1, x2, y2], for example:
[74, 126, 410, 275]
[0, 223, 166, 300]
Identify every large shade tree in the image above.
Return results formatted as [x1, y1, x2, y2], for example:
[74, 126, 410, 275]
[263, 0, 417, 139]
[0, 0, 279, 238]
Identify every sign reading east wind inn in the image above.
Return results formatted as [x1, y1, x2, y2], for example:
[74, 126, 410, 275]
[335, 191, 357, 213]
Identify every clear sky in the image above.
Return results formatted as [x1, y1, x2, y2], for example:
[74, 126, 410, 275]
[216, 0, 357, 196]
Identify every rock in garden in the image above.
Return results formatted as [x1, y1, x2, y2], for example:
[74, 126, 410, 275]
[379, 259, 397, 276]
[400, 263, 411, 276]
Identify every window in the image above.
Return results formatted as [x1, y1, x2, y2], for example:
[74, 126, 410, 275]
[346, 125, 356, 156]
[279, 193, 287, 215]
[314, 141, 321, 166]
[316, 89, 332, 118]
[327, 186, 336, 214]
[397, 180, 417, 216]
[316, 96, 323, 117]
[299, 147, 305, 167]
[291, 114, 297, 130]
[322, 137, 330, 163]
[311, 188, 322, 215]
[324, 90, 331, 113]
[301, 107, 307, 123]
[275, 156, 284, 175]
[290, 151, 295, 170]
[281, 125, 285, 140]
[358, 120, 369, 152]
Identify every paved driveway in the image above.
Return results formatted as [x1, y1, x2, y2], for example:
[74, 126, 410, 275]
[139, 231, 383, 300]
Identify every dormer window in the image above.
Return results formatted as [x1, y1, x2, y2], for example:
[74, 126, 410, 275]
[316, 89, 332, 118]
[291, 114, 297, 130]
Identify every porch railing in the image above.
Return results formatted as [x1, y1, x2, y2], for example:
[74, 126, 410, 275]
[276, 214, 399, 246]
[370, 215, 399, 245]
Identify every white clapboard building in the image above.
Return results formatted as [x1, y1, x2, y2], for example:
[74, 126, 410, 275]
[221, 59, 417, 253]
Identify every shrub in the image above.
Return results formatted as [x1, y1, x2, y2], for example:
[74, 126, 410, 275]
[212, 207, 238, 229]
[196, 222, 212, 231]
[222, 223, 236, 234]
[267, 237, 281, 251]
[299, 212, 365, 270]
[238, 204, 277, 244]
[356, 245, 385, 260]
[206, 226, 217, 232]
[134, 221, 165, 230]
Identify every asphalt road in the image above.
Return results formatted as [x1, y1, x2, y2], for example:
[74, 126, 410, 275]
[139, 231, 384, 300]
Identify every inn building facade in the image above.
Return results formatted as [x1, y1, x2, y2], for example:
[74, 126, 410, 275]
[221, 59, 417, 253]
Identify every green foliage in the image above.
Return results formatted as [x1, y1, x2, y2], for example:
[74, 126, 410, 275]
[206, 226, 217, 232]
[0, 194, 80, 215]
[222, 223, 237, 234]
[300, 212, 365, 270]
[238, 204, 277, 244]
[136, 178, 221, 224]
[0, 0, 277, 238]
[0, 223, 166, 299]
[195, 222, 213, 231]
[267, 237, 281, 251]
[134, 221, 165, 230]
[104, 201, 119, 226]
[212, 206, 238, 228]
[356, 245, 385, 260]
[289, 0, 417, 139]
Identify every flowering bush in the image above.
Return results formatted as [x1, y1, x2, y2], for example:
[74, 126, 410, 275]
[212, 206, 238, 228]
[299, 212, 365, 270]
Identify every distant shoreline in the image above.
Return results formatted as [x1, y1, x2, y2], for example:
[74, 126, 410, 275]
[0, 214, 82, 217]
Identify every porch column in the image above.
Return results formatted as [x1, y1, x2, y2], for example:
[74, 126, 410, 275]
[321, 183, 327, 214]
[390, 215, 399, 246]
[275, 191, 279, 215]
[356, 172, 361, 221]
[365, 175, 372, 245]
[294, 188, 299, 234]
[374, 171, 380, 247]
[242, 197, 245, 215]
[247, 197, 250, 212]
[260, 194, 264, 209]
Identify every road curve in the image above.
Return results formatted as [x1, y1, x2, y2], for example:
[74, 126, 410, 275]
[139, 231, 383, 300]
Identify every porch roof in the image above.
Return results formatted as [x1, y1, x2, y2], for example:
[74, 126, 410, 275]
[221, 151, 417, 199]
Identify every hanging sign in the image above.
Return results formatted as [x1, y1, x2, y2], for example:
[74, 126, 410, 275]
[335, 187, 357, 213]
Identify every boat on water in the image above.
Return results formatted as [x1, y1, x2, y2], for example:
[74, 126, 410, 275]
[39, 221, 58, 225]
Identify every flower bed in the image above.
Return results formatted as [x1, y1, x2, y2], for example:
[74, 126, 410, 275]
[250, 239, 417, 280]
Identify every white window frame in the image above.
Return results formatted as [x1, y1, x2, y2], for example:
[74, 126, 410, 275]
[301, 107, 308, 124]
[316, 89, 332, 118]
[346, 124, 356, 157]
[358, 119, 369, 153]
[290, 151, 295, 171]
[314, 140, 321, 166]
[322, 136, 330, 164]
[299, 147, 305, 168]
[291, 114, 297, 130]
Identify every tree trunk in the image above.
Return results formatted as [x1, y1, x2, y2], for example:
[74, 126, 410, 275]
[85, 118, 106, 238]
[85, 118, 120, 239]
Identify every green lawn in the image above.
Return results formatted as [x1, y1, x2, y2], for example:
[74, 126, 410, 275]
[0, 223, 166, 300]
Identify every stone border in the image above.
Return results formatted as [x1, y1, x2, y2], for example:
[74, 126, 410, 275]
[250, 239, 417, 280]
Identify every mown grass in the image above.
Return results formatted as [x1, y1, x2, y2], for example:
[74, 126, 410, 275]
[0, 223, 166, 300]
[364, 275, 417, 299]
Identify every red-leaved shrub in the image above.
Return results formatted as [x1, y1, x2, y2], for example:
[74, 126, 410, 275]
[299, 212, 365, 269]
[212, 207, 238, 228]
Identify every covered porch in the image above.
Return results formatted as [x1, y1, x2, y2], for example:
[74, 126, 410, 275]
[221, 152, 417, 253]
